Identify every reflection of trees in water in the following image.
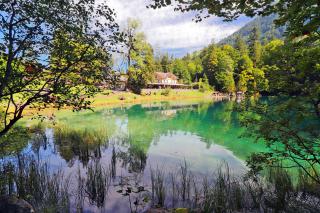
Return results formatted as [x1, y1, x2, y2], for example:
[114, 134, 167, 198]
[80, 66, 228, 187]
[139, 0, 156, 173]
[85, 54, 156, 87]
[53, 126, 109, 166]
[49, 101, 240, 169]
[0, 100, 243, 172]
[0, 126, 30, 158]
[84, 160, 111, 208]
[116, 143, 147, 173]
[30, 127, 48, 161]
[1, 101, 319, 211]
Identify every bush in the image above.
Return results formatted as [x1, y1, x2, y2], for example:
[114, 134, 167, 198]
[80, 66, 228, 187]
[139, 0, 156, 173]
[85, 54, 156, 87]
[118, 95, 125, 100]
[102, 91, 110, 96]
[198, 80, 212, 93]
[161, 88, 171, 96]
[199, 86, 206, 93]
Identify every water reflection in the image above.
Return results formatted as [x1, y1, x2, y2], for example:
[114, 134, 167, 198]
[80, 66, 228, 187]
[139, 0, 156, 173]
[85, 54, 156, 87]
[0, 100, 266, 212]
[53, 126, 109, 166]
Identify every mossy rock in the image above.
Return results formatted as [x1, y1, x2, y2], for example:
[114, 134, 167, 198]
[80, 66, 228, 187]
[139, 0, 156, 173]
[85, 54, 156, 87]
[175, 208, 188, 213]
[0, 196, 35, 213]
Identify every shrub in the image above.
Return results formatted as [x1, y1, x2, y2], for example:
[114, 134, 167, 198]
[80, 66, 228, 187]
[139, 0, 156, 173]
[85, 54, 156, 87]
[198, 78, 212, 93]
[102, 91, 110, 96]
[118, 95, 125, 100]
[161, 88, 171, 96]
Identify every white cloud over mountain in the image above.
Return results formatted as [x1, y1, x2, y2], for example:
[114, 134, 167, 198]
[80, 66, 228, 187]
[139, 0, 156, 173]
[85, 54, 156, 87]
[106, 0, 251, 57]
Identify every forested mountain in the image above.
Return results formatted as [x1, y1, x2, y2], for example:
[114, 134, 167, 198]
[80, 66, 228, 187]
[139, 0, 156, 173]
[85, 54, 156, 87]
[219, 14, 286, 45]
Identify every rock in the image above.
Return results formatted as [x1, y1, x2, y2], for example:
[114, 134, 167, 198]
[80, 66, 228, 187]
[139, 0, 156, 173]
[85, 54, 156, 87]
[146, 208, 170, 213]
[175, 208, 188, 213]
[0, 196, 35, 213]
[146, 208, 189, 213]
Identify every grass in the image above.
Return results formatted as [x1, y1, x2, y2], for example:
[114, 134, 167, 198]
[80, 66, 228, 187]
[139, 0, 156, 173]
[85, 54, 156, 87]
[150, 166, 166, 207]
[148, 161, 320, 212]
[91, 89, 213, 107]
[18, 89, 214, 118]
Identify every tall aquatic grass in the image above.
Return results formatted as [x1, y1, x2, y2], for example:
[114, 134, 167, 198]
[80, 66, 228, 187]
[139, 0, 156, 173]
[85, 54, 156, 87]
[0, 156, 70, 212]
[148, 161, 320, 212]
[1, 152, 319, 212]
[150, 166, 166, 207]
[85, 160, 111, 207]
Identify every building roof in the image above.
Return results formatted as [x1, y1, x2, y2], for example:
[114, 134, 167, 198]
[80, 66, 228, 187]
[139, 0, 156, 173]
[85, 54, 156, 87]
[155, 72, 178, 80]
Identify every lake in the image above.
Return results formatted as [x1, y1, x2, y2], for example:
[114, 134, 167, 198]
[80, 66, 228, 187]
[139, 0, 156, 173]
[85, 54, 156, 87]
[0, 99, 267, 212]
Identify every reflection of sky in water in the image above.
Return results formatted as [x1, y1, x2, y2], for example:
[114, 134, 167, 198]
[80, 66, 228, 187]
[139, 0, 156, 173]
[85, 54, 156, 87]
[147, 131, 246, 175]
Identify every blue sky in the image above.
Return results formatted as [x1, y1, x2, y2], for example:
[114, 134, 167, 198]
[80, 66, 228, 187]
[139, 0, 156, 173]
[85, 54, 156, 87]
[107, 0, 252, 58]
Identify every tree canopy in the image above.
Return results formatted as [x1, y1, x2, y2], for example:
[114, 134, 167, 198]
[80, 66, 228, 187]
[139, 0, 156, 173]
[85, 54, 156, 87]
[0, 0, 122, 137]
[124, 19, 156, 94]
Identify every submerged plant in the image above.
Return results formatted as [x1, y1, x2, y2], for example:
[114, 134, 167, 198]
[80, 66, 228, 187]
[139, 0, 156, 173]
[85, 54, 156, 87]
[150, 166, 166, 207]
[85, 160, 111, 208]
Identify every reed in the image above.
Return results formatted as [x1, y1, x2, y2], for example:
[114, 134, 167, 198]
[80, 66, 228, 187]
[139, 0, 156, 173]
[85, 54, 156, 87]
[266, 166, 293, 211]
[85, 160, 111, 207]
[178, 160, 191, 202]
[1, 155, 319, 212]
[297, 169, 320, 198]
[75, 166, 85, 212]
[169, 172, 177, 208]
[150, 166, 166, 207]
[0, 155, 70, 212]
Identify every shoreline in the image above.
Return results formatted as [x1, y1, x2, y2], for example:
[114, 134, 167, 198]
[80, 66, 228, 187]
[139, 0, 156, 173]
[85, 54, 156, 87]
[23, 90, 230, 115]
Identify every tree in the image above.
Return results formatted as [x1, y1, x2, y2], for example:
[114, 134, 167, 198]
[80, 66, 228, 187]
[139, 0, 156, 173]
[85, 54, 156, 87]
[149, 0, 320, 41]
[262, 39, 285, 66]
[127, 40, 155, 94]
[261, 39, 285, 94]
[172, 59, 190, 84]
[235, 35, 249, 56]
[236, 54, 268, 94]
[124, 19, 141, 68]
[160, 54, 172, 73]
[206, 48, 236, 93]
[198, 74, 211, 92]
[237, 55, 254, 92]
[248, 26, 262, 67]
[124, 19, 155, 94]
[241, 42, 320, 183]
[0, 0, 121, 137]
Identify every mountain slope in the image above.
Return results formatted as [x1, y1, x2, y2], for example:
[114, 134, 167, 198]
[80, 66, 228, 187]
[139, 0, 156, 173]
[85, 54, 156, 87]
[219, 14, 286, 45]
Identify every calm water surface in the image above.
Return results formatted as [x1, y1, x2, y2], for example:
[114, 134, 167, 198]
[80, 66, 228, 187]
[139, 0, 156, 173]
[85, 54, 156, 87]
[2, 99, 267, 212]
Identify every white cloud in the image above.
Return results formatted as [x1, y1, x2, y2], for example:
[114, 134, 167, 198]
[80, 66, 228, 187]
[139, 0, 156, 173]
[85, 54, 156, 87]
[105, 0, 250, 57]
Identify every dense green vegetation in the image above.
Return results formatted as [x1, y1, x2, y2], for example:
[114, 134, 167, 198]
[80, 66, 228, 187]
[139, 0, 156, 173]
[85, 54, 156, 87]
[130, 26, 271, 95]
[0, 0, 123, 137]
[121, 19, 274, 95]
